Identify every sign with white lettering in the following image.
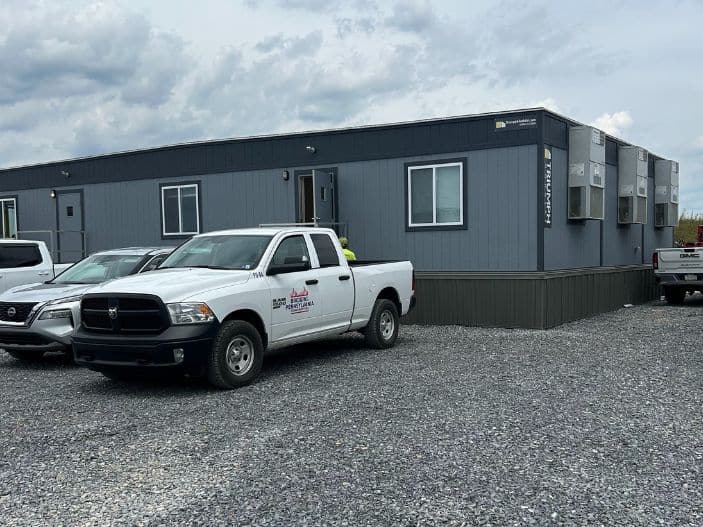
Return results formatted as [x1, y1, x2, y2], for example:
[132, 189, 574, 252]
[544, 147, 552, 227]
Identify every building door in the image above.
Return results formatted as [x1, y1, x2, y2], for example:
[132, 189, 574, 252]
[312, 168, 336, 225]
[56, 191, 84, 263]
[296, 168, 337, 226]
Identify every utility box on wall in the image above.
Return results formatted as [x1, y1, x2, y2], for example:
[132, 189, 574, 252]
[654, 160, 679, 227]
[568, 126, 605, 220]
[618, 146, 648, 224]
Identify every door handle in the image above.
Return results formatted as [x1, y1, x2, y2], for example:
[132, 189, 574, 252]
[338, 275, 351, 281]
[305, 279, 318, 285]
[38, 271, 50, 276]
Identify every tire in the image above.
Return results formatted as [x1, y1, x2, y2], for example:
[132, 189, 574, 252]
[207, 320, 264, 389]
[664, 287, 686, 305]
[6, 350, 45, 362]
[364, 298, 400, 349]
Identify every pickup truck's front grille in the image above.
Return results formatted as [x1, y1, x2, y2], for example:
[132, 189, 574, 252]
[81, 295, 167, 334]
[0, 302, 37, 324]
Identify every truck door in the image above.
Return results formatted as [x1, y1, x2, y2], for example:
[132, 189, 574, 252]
[265, 234, 321, 342]
[310, 233, 354, 332]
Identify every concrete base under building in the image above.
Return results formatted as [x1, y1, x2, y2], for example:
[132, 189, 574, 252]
[405, 265, 657, 329]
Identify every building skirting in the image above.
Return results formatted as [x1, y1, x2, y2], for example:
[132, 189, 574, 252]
[404, 265, 657, 329]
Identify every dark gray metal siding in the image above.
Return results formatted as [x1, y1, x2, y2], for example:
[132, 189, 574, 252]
[543, 147, 601, 270]
[338, 146, 538, 271]
[14, 146, 537, 272]
[406, 266, 658, 329]
[0, 111, 541, 192]
[601, 163, 644, 266]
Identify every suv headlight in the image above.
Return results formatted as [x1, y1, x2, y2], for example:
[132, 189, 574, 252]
[167, 303, 215, 325]
[38, 295, 82, 321]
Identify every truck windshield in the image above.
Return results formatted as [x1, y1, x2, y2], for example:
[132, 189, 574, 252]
[53, 254, 145, 284]
[159, 235, 272, 271]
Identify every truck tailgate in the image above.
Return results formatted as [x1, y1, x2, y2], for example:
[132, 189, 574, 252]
[657, 248, 703, 273]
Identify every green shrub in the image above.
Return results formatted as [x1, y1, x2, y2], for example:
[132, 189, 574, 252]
[674, 211, 703, 245]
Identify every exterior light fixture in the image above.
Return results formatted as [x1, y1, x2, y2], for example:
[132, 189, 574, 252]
[282, 170, 290, 181]
[60, 170, 71, 178]
[305, 146, 316, 154]
[50, 189, 57, 199]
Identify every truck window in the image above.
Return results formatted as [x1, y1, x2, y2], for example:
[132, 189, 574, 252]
[310, 233, 340, 267]
[271, 236, 310, 266]
[0, 244, 43, 268]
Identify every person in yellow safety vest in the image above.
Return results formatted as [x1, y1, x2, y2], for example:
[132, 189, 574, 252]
[339, 236, 356, 261]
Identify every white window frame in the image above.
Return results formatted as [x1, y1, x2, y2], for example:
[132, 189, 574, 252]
[161, 184, 200, 236]
[0, 197, 18, 239]
[407, 162, 463, 227]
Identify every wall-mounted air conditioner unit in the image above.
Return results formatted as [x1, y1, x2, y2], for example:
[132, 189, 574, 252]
[654, 160, 679, 227]
[618, 146, 648, 224]
[568, 126, 605, 220]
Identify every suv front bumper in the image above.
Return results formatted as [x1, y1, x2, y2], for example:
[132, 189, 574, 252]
[73, 323, 219, 372]
[0, 316, 74, 354]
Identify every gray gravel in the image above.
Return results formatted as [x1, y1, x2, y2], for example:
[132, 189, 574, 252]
[1, 297, 702, 526]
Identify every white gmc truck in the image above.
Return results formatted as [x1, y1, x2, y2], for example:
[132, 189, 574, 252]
[654, 246, 703, 304]
[74, 228, 416, 389]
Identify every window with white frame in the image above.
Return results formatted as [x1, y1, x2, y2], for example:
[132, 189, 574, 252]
[161, 184, 200, 236]
[408, 162, 463, 227]
[0, 198, 18, 238]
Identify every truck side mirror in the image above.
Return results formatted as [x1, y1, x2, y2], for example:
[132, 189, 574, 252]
[267, 260, 311, 275]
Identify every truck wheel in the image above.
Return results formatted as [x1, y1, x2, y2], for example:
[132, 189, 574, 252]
[207, 320, 264, 389]
[364, 299, 399, 349]
[664, 287, 686, 305]
[6, 350, 45, 362]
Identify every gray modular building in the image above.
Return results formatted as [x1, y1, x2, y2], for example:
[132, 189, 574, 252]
[0, 108, 675, 328]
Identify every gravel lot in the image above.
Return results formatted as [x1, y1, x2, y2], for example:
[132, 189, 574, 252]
[1, 297, 702, 526]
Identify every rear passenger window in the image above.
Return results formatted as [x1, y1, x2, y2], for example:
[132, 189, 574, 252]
[311, 234, 340, 267]
[0, 245, 43, 268]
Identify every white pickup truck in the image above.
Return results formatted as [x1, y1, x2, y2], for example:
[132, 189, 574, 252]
[74, 228, 416, 389]
[653, 246, 703, 304]
[0, 239, 74, 294]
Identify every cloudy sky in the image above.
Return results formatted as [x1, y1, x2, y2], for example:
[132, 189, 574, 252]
[1, 0, 702, 210]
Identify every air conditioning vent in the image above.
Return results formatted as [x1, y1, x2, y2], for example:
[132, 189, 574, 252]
[653, 159, 680, 227]
[618, 146, 648, 224]
[569, 126, 605, 220]
[618, 197, 632, 223]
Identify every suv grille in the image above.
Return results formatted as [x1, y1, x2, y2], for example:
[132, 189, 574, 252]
[0, 302, 38, 324]
[81, 295, 167, 334]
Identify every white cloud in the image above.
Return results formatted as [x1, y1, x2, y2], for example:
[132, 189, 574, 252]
[592, 111, 633, 137]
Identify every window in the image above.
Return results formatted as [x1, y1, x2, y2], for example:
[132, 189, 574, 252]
[271, 235, 310, 266]
[161, 184, 200, 236]
[160, 235, 272, 270]
[0, 244, 42, 268]
[53, 254, 144, 284]
[407, 162, 464, 228]
[140, 254, 168, 272]
[311, 233, 340, 267]
[1, 198, 17, 239]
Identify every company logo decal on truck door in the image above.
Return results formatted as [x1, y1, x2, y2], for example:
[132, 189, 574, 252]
[286, 287, 314, 314]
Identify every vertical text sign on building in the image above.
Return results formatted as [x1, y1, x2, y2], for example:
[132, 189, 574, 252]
[544, 146, 552, 227]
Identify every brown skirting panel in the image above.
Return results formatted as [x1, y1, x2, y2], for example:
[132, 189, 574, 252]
[404, 266, 657, 329]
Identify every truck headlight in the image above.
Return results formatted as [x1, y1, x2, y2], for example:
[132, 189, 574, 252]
[38, 309, 73, 320]
[167, 303, 215, 325]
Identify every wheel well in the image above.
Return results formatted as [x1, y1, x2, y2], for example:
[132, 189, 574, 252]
[377, 287, 401, 313]
[223, 309, 268, 348]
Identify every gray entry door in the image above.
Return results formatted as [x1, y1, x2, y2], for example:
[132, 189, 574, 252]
[312, 168, 336, 226]
[56, 191, 84, 263]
